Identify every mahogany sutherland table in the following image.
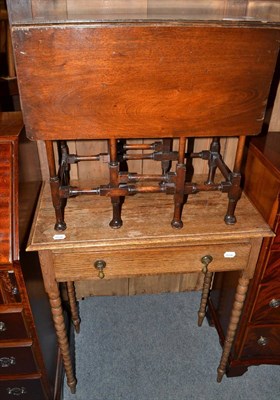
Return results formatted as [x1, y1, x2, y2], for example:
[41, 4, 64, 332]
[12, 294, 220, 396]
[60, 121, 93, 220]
[27, 182, 272, 394]
[6, 1, 280, 231]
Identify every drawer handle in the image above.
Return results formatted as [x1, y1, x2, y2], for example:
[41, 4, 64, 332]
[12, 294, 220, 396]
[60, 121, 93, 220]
[7, 387, 27, 396]
[257, 336, 269, 346]
[12, 287, 19, 295]
[269, 299, 280, 308]
[0, 321, 7, 332]
[94, 260, 106, 279]
[0, 356, 16, 368]
[201, 255, 213, 273]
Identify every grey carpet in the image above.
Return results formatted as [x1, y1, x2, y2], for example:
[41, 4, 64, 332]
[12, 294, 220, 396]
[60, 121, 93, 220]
[63, 292, 280, 400]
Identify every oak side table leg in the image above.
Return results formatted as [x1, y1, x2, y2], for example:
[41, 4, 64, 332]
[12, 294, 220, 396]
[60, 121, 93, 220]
[39, 251, 77, 393]
[66, 281, 81, 333]
[216, 274, 250, 383]
[198, 270, 214, 326]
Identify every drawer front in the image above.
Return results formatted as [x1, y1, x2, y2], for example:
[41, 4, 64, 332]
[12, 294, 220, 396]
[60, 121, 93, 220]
[271, 215, 280, 251]
[54, 243, 251, 281]
[261, 251, 280, 283]
[0, 271, 21, 304]
[251, 283, 280, 324]
[241, 325, 280, 359]
[0, 346, 37, 375]
[0, 309, 29, 340]
[0, 142, 13, 265]
[0, 379, 45, 400]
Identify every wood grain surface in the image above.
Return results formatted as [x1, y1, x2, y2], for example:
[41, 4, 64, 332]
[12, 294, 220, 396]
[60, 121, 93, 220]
[27, 178, 273, 252]
[13, 25, 279, 140]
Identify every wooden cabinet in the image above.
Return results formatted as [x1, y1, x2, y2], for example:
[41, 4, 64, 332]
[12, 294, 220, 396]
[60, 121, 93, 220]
[209, 131, 280, 376]
[0, 112, 62, 399]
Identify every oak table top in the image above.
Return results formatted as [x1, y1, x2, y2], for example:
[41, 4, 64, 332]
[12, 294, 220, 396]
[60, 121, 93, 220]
[27, 180, 273, 253]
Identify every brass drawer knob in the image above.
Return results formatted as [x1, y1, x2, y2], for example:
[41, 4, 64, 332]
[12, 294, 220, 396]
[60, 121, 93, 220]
[0, 356, 16, 368]
[257, 336, 269, 346]
[269, 298, 280, 308]
[12, 287, 19, 295]
[201, 255, 213, 273]
[94, 260, 106, 279]
[7, 387, 27, 396]
[0, 321, 7, 332]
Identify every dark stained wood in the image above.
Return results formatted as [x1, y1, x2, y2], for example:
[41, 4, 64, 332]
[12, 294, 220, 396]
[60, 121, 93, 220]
[0, 113, 23, 263]
[209, 130, 280, 376]
[0, 144, 13, 263]
[12, 25, 279, 140]
[0, 113, 63, 399]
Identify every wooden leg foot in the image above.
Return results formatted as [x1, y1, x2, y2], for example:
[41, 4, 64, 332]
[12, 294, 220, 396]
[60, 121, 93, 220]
[49, 292, 77, 392]
[216, 276, 250, 383]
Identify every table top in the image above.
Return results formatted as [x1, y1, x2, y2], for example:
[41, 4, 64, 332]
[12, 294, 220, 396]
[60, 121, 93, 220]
[27, 179, 273, 253]
[7, 1, 280, 26]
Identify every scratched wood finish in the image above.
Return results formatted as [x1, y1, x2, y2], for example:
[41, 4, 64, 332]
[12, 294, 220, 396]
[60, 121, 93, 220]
[27, 180, 272, 253]
[12, 25, 279, 141]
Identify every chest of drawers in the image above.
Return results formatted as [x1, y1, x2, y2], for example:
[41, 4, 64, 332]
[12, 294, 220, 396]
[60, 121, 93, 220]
[209, 131, 280, 376]
[0, 112, 62, 399]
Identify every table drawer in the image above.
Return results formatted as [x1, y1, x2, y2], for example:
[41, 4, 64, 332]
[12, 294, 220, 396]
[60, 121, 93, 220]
[0, 346, 37, 375]
[54, 243, 251, 281]
[0, 379, 45, 400]
[0, 308, 29, 340]
[241, 325, 280, 359]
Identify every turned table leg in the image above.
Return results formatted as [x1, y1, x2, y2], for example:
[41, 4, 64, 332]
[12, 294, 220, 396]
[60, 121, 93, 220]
[39, 251, 77, 393]
[198, 270, 214, 326]
[198, 255, 213, 326]
[66, 281, 81, 334]
[217, 275, 250, 382]
[49, 291, 77, 393]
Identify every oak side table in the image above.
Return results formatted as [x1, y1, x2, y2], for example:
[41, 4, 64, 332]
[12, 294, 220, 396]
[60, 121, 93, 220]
[27, 182, 273, 394]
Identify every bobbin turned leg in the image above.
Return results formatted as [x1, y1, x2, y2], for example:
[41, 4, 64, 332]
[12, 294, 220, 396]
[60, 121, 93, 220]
[224, 136, 245, 225]
[109, 139, 123, 228]
[171, 137, 187, 229]
[45, 140, 67, 231]
[217, 275, 250, 382]
[39, 252, 77, 394]
[66, 281, 80, 334]
[198, 255, 213, 326]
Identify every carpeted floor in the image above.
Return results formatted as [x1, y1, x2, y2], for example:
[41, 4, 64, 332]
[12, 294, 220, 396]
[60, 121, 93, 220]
[63, 292, 280, 400]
